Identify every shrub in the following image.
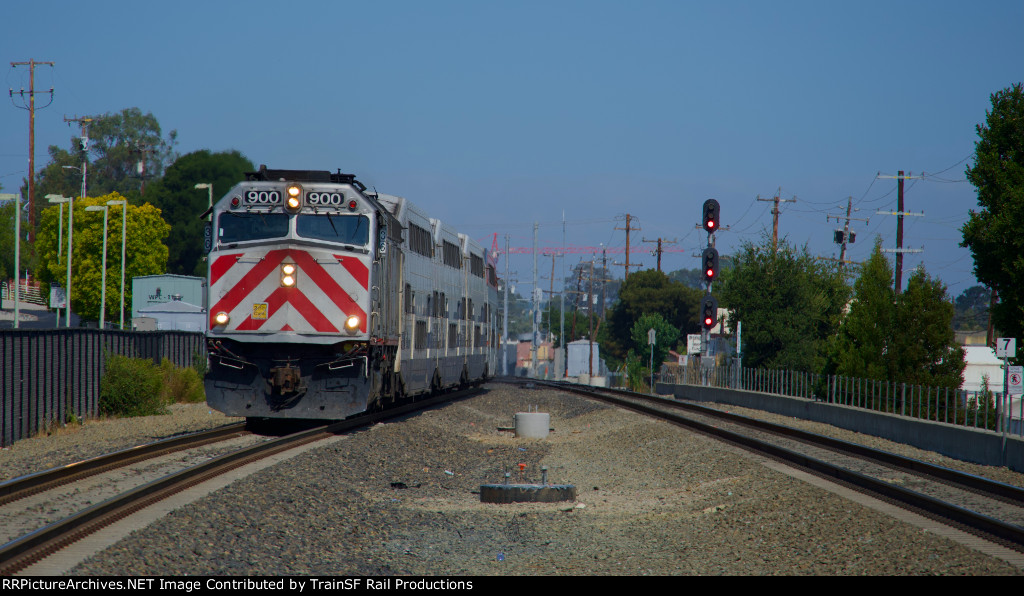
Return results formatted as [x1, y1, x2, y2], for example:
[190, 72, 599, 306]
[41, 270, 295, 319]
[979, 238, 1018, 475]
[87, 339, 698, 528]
[192, 350, 209, 379]
[159, 358, 207, 404]
[100, 355, 166, 417]
[624, 352, 651, 393]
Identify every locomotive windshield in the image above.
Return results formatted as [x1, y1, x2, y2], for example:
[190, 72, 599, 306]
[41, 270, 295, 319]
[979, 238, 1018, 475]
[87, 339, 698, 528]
[297, 214, 370, 245]
[218, 212, 290, 243]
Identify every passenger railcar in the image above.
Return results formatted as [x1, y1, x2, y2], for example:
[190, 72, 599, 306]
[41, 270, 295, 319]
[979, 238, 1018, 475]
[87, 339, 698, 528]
[204, 166, 499, 419]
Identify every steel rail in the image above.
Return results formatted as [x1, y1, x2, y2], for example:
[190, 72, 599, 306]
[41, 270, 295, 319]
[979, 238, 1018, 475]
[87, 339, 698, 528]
[0, 422, 249, 507]
[524, 379, 1024, 551]
[0, 386, 483, 576]
[582, 382, 1024, 503]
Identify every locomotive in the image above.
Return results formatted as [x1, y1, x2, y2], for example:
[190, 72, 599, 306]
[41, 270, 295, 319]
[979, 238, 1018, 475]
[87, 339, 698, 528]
[203, 166, 500, 420]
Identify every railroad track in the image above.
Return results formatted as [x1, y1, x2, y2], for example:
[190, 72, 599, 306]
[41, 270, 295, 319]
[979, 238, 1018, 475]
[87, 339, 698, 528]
[0, 422, 250, 508]
[0, 386, 483, 576]
[521, 379, 1024, 553]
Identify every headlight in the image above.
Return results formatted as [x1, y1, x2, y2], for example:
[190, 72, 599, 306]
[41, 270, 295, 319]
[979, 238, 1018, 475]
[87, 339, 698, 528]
[214, 312, 230, 325]
[285, 184, 302, 212]
[281, 263, 297, 287]
[345, 315, 361, 334]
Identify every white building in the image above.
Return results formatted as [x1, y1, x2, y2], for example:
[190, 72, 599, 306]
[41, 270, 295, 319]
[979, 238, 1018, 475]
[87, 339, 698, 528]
[962, 345, 1004, 393]
[135, 298, 206, 332]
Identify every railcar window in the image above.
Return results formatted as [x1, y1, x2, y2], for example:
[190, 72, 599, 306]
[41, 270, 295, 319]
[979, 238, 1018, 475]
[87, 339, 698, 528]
[408, 224, 433, 258]
[442, 241, 462, 269]
[296, 214, 370, 244]
[218, 212, 290, 243]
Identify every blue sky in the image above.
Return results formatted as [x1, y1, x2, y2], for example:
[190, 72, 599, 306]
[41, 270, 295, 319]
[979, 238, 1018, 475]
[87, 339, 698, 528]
[3, 0, 1022, 298]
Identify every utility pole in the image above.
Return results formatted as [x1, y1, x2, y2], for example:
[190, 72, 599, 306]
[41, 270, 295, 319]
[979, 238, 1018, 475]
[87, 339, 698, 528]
[642, 237, 677, 272]
[531, 222, 538, 377]
[826, 197, 869, 270]
[132, 141, 156, 195]
[560, 211, 566, 377]
[502, 234, 510, 376]
[571, 264, 583, 342]
[601, 247, 608, 318]
[9, 59, 55, 241]
[876, 171, 924, 293]
[588, 259, 595, 377]
[757, 189, 796, 253]
[615, 214, 642, 279]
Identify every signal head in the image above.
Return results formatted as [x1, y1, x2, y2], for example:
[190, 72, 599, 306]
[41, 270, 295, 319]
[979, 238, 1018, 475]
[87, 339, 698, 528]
[700, 295, 718, 330]
[701, 247, 720, 282]
[702, 199, 720, 233]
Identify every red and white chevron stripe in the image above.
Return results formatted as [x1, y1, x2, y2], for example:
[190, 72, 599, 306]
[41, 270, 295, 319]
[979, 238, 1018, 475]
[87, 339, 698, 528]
[209, 247, 369, 334]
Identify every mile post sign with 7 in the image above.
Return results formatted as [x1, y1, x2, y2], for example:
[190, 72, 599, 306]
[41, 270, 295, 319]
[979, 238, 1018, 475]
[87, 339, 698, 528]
[996, 338, 1016, 359]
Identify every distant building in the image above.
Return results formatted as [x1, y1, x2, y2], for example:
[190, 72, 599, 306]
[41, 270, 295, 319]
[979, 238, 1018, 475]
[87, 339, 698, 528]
[516, 339, 555, 376]
[962, 345, 1004, 393]
[567, 339, 605, 377]
[131, 275, 206, 320]
[135, 297, 205, 332]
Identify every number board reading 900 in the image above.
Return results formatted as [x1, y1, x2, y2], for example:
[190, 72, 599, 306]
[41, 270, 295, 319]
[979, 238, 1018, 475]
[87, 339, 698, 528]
[244, 190, 281, 205]
[306, 191, 346, 206]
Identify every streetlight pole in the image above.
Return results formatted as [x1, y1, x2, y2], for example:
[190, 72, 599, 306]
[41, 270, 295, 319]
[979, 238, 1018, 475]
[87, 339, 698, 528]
[194, 183, 213, 212]
[107, 199, 127, 329]
[47, 194, 72, 327]
[63, 163, 86, 328]
[1, 193, 20, 326]
[85, 205, 109, 328]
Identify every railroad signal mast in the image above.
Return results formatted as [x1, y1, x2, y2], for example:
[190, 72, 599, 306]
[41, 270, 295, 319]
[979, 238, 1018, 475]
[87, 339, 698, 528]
[700, 199, 720, 361]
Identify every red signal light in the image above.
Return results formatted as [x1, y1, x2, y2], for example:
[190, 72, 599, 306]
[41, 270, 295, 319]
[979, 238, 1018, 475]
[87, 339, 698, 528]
[700, 295, 718, 330]
[701, 247, 719, 282]
[702, 199, 720, 233]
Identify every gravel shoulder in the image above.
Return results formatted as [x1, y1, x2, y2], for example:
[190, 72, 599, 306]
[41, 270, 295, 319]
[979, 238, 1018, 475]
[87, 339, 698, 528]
[32, 384, 1019, 575]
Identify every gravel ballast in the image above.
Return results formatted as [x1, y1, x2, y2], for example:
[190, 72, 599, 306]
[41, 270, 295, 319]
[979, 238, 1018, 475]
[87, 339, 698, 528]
[4, 384, 1023, 575]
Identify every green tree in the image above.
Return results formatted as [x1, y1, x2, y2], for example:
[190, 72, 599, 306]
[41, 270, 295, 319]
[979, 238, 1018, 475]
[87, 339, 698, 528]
[540, 301, 590, 347]
[953, 285, 991, 331]
[719, 235, 850, 372]
[892, 268, 965, 388]
[564, 262, 619, 312]
[630, 312, 680, 369]
[501, 286, 533, 339]
[0, 200, 31, 282]
[145, 149, 254, 275]
[961, 83, 1024, 362]
[826, 240, 965, 389]
[35, 192, 171, 324]
[30, 108, 178, 224]
[599, 269, 701, 367]
[825, 238, 895, 380]
[666, 267, 705, 290]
